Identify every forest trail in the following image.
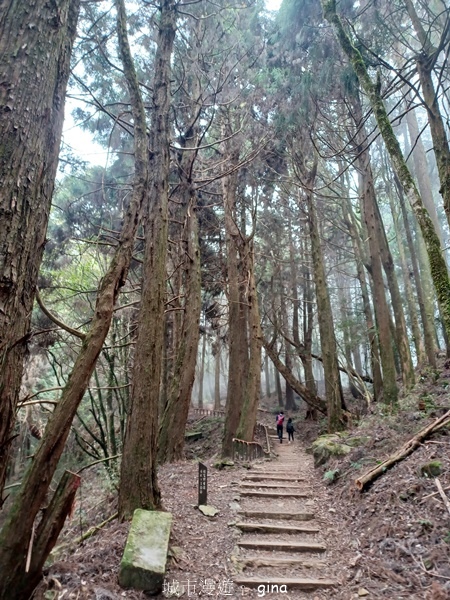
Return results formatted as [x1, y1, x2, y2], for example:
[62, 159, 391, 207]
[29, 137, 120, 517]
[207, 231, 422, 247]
[232, 434, 340, 598]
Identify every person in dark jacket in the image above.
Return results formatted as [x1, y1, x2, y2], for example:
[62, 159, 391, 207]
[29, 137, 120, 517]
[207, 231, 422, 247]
[286, 417, 295, 443]
[276, 411, 285, 443]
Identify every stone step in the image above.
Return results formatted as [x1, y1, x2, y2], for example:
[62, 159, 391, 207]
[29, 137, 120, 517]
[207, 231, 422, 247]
[238, 510, 315, 521]
[238, 540, 326, 552]
[240, 489, 308, 498]
[240, 482, 307, 489]
[235, 522, 319, 534]
[243, 474, 306, 482]
[241, 555, 326, 569]
[234, 576, 336, 591]
[248, 470, 303, 476]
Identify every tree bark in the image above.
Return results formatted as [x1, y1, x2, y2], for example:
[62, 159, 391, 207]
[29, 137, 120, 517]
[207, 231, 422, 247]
[214, 337, 221, 410]
[359, 159, 398, 404]
[264, 351, 271, 399]
[236, 241, 262, 440]
[118, 0, 176, 519]
[395, 175, 437, 367]
[198, 330, 206, 409]
[388, 192, 426, 366]
[221, 139, 248, 455]
[342, 195, 383, 400]
[0, 0, 81, 496]
[158, 201, 201, 463]
[301, 157, 344, 430]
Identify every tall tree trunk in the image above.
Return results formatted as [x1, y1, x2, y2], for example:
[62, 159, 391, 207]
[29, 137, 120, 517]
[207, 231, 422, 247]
[349, 91, 399, 402]
[158, 202, 201, 463]
[395, 175, 437, 367]
[222, 161, 247, 455]
[388, 193, 426, 366]
[118, 0, 176, 520]
[264, 351, 271, 398]
[301, 243, 318, 418]
[280, 269, 295, 411]
[343, 196, 383, 400]
[214, 336, 221, 410]
[0, 0, 81, 497]
[0, 0, 149, 591]
[374, 193, 414, 388]
[236, 241, 262, 439]
[302, 158, 344, 430]
[275, 363, 283, 407]
[198, 330, 206, 409]
[359, 160, 398, 404]
[324, 0, 450, 352]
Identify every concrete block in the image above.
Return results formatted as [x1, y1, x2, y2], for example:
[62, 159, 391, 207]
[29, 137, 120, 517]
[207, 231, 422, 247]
[119, 509, 172, 594]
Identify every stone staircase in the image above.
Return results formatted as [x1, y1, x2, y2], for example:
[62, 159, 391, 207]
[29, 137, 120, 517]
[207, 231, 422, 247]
[232, 435, 337, 595]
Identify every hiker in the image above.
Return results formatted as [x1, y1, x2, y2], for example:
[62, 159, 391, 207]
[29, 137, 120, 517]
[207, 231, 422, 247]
[276, 411, 285, 443]
[286, 417, 295, 444]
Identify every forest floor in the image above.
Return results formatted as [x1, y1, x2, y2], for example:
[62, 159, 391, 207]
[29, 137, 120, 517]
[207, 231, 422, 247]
[30, 362, 450, 600]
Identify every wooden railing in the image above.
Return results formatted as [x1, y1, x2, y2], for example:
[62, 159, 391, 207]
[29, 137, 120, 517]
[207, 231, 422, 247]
[232, 438, 267, 461]
[189, 408, 225, 418]
[232, 422, 271, 462]
[255, 422, 271, 455]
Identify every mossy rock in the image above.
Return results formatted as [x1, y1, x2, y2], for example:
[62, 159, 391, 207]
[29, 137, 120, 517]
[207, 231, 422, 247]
[185, 431, 203, 442]
[213, 459, 234, 470]
[345, 436, 370, 447]
[311, 435, 352, 467]
[418, 461, 442, 478]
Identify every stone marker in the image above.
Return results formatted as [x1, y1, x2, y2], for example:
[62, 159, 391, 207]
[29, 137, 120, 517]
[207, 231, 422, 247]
[119, 509, 172, 594]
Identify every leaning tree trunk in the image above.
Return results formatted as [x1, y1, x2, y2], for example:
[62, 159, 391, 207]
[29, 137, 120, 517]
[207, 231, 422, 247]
[263, 340, 327, 414]
[118, 0, 176, 520]
[0, 0, 149, 592]
[323, 0, 450, 352]
[0, 0, 81, 497]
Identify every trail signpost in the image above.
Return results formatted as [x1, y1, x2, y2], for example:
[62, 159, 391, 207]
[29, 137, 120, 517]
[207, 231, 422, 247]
[198, 463, 207, 505]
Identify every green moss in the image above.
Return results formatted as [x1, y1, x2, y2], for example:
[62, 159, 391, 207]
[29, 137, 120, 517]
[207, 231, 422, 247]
[419, 460, 442, 478]
[119, 509, 172, 593]
[311, 434, 352, 467]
